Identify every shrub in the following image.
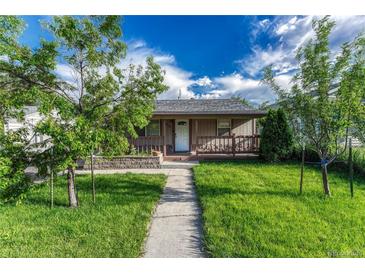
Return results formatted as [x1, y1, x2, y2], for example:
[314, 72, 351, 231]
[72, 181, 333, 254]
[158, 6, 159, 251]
[0, 156, 31, 204]
[260, 108, 294, 162]
[291, 145, 321, 162]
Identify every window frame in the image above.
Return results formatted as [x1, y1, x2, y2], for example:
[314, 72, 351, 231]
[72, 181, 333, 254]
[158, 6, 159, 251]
[217, 119, 231, 136]
[145, 119, 161, 136]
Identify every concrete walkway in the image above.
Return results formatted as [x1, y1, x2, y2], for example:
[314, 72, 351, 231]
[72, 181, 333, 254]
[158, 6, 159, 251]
[144, 168, 206, 258]
[75, 168, 206, 258]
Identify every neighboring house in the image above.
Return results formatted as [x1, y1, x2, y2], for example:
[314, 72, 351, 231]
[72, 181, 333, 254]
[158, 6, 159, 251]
[4, 99, 267, 158]
[4, 106, 50, 145]
[133, 99, 266, 157]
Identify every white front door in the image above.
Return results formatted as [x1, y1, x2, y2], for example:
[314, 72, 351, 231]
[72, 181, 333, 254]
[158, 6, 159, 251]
[175, 119, 189, 152]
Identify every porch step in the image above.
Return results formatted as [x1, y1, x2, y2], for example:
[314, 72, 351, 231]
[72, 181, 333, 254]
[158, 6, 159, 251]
[164, 154, 198, 161]
[161, 161, 199, 169]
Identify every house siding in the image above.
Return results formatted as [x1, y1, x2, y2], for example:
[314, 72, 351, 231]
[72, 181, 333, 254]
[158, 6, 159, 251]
[192, 119, 217, 146]
[232, 118, 257, 135]
[5, 110, 49, 144]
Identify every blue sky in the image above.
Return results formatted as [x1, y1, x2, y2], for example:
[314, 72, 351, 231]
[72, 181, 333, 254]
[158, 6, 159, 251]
[20, 15, 365, 104]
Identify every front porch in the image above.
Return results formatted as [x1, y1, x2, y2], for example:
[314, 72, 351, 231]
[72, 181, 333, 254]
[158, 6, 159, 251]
[130, 117, 261, 160]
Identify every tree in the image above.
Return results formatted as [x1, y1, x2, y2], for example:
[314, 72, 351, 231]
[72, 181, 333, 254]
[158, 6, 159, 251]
[0, 16, 37, 203]
[0, 16, 35, 133]
[0, 16, 167, 207]
[263, 16, 365, 196]
[259, 108, 294, 162]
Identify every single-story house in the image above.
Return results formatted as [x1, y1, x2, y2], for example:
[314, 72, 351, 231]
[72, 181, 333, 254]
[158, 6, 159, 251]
[133, 99, 266, 157]
[4, 99, 267, 158]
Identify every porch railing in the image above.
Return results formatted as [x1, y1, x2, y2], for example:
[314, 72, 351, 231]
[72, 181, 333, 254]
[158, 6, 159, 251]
[130, 136, 166, 155]
[196, 134, 260, 156]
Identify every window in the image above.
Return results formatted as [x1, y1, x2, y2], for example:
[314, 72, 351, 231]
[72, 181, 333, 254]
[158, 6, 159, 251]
[217, 119, 231, 136]
[145, 120, 160, 136]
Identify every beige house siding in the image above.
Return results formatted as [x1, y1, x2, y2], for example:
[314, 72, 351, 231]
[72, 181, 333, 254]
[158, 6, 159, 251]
[191, 119, 217, 145]
[231, 118, 257, 135]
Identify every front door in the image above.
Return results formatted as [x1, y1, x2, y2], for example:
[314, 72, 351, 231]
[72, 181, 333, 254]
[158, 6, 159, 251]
[175, 119, 189, 152]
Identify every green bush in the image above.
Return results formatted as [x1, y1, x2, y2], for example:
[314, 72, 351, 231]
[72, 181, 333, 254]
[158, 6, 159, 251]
[0, 156, 31, 204]
[291, 145, 321, 162]
[0, 157, 12, 189]
[260, 108, 294, 162]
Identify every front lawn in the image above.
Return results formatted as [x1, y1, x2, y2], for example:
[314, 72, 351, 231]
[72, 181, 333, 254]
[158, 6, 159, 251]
[193, 161, 365, 257]
[0, 173, 166, 257]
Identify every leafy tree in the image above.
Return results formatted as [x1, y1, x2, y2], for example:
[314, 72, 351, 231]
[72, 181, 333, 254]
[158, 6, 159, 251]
[0, 17, 33, 134]
[0, 128, 33, 203]
[260, 108, 294, 162]
[0, 16, 36, 202]
[0, 16, 167, 207]
[263, 16, 365, 196]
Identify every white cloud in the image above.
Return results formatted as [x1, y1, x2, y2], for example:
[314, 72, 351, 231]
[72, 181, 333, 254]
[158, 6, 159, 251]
[275, 16, 298, 35]
[239, 44, 296, 77]
[195, 76, 213, 87]
[259, 19, 270, 28]
[239, 15, 365, 87]
[117, 40, 196, 99]
[200, 73, 279, 105]
[55, 64, 75, 82]
[158, 65, 196, 99]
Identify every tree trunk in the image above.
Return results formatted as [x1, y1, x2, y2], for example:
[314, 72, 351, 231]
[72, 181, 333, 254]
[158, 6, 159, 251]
[67, 166, 78, 207]
[321, 164, 331, 196]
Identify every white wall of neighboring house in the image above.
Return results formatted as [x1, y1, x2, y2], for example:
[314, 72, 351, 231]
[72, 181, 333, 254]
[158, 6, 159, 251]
[4, 106, 50, 145]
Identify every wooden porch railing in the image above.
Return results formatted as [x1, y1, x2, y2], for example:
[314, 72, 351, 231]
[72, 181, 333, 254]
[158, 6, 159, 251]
[196, 134, 260, 156]
[130, 136, 166, 155]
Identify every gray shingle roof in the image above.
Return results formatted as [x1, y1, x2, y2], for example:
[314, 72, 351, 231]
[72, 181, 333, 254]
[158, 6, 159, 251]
[154, 99, 266, 115]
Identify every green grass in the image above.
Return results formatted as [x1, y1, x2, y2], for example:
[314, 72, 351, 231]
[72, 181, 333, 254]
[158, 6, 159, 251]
[193, 160, 365, 258]
[0, 173, 166, 257]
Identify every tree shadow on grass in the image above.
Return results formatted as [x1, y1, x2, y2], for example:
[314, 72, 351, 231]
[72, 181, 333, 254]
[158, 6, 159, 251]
[196, 184, 324, 200]
[25, 175, 164, 208]
[24, 197, 69, 207]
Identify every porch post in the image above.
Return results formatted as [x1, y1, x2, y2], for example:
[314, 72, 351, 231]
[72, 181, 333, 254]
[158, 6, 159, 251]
[232, 133, 236, 157]
[252, 118, 255, 149]
[189, 119, 192, 152]
[195, 120, 199, 152]
[163, 119, 167, 156]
